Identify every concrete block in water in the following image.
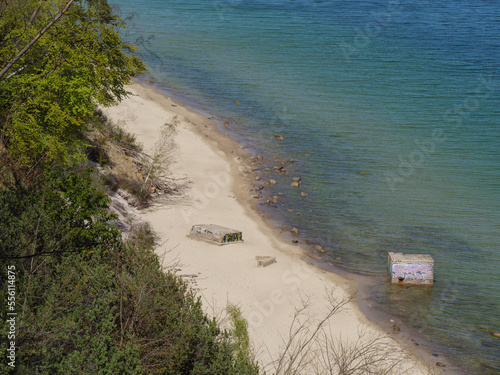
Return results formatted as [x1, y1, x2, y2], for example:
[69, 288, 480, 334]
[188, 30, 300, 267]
[188, 224, 243, 245]
[388, 252, 434, 285]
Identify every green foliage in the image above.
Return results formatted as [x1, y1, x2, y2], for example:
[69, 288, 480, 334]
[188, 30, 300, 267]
[88, 109, 142, 154]
[227, 304, 254, 365]
[0, 0, 146, 167]
[0, 169, 259, 374]
[12, 249, 144, 374]
[0, 2, 259, 371]
[127, 222, 156, 251]
[107, 122, 141, 152]
[0, 169, 117, 261]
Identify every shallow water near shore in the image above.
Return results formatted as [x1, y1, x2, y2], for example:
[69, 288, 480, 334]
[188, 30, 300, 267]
[113, 0, 499, 373]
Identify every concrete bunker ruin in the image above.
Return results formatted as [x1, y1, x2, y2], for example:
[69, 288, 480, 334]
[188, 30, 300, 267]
[188, 224, 243, 245]
[388, 252, 434, 285]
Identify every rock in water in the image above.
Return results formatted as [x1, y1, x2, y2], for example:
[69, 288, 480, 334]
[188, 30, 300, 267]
[487, 329, 500, 338]
[315, 245, 326, 253]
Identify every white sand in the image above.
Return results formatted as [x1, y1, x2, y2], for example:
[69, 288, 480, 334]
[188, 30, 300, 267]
[104, 82, 447, 374]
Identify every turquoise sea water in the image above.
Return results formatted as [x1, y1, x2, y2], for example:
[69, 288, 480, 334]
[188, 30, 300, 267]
[113, 1, 499, 373]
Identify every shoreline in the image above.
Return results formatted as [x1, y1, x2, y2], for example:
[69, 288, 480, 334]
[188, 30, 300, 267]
[104, 80, 453, 374]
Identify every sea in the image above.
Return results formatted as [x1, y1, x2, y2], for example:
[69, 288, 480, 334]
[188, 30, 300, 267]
[112, 0, 499, 373]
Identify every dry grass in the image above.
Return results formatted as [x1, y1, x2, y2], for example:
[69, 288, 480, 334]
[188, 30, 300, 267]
[85, 110, 179, 207]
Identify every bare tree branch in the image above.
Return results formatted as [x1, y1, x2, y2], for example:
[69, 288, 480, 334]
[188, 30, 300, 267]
[269, 288, 416, 375]
[0, 0, 76, 80]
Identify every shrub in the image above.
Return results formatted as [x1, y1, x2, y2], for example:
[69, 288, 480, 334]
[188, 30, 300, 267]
[0, 168, 259, 374]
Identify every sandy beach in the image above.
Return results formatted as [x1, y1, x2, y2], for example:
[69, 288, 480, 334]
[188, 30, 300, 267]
[103, 81, 448, 374]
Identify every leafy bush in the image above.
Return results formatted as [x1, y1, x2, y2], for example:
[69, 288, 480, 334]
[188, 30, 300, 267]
[0, 2, 258, 373]
[0, 0, 146, 168]
[227, 304, 254, 365]
[127, 221, 156, 251]
[0, 169, 259, 374]
[89, 109, 142, 153]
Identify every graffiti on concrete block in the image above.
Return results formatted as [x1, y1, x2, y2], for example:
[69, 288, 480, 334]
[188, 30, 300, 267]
[222, 232, 242, 243]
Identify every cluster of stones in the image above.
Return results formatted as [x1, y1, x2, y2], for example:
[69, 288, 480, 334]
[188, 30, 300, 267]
[246, 152, 315, 247]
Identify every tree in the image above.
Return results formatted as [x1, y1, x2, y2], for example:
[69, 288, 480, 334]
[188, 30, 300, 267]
[0, 168, 118, 261]
[0, 0, 146, 168]
[0, 168, 259, 374]
[0, 0, 77, 80]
